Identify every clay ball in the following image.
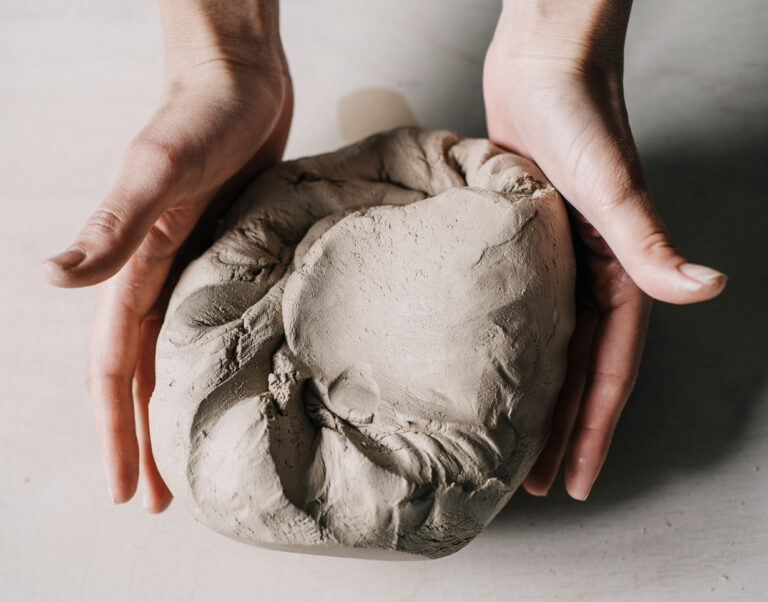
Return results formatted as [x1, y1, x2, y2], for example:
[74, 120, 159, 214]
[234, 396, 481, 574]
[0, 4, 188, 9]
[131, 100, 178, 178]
[150, 128, 575, 559]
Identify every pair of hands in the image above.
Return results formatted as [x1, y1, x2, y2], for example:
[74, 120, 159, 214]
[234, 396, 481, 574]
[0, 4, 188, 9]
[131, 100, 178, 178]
[42, 0, 725, 512]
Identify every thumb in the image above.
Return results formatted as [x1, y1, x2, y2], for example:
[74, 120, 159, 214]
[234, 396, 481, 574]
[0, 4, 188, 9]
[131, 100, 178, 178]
[40, 138, 184, 288]
[585, 191, 727, 305]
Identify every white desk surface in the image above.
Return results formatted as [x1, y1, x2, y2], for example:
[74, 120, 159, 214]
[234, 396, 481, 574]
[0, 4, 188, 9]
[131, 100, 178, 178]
[1, 1, 766, 600]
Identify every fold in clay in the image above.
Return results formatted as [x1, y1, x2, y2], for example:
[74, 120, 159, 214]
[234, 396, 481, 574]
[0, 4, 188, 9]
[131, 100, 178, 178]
[149, 128, 576, 559]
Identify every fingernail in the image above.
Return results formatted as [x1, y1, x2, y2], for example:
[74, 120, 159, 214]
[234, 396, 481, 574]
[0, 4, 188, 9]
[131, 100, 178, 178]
[679, 263, 726, 288]
[109, 483, 129, 504]
[45, 246, 86, 270]
[109, 485, 117, 504]
[570, 459, 592, 501]
[571, 483, 591, 501]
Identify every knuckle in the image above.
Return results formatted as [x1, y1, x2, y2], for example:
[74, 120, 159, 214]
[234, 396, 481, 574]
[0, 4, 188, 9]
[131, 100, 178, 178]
[104, 421, 133, 443]
[86, 363, 133, 394]
[638, 229, 677, 259]
[571, 423, 613, 462]
[574, 423, 610, 452]
[584, 369, 638, 422]
[126, 132, 202, 194]
[126, 138, 178, 187]
[82, 204, 129, 239]
[137, 137, 180, 172]
[597, 369, 638, 401]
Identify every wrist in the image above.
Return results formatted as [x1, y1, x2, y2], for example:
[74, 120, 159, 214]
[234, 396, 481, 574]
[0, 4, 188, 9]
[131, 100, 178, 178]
[159, 0, 282, 74]
[495, 0, 632, 71]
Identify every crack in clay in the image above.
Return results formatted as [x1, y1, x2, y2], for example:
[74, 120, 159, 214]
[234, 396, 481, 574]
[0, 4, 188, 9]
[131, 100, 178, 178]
[472, 209, 539, 269]
[149, 127, 576, 559]
[292, 170, 347, 188]
[443, 139, 467, 186]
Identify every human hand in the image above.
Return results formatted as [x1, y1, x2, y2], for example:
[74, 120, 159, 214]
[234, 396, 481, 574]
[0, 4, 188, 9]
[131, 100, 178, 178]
[483, 0, 726, 500]
[40, 0, 292, 511]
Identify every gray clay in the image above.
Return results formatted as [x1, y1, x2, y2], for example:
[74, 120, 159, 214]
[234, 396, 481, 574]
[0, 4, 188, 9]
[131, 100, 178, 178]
[149, 127, 576, 559]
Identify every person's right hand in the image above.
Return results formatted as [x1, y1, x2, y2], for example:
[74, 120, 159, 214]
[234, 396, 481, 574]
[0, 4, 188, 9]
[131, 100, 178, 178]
[40, 0, 292, 512]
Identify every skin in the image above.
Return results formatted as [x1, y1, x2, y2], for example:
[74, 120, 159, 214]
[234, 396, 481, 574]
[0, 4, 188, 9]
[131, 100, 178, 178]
[41, 0, 725, 511]
[485, 0, 726, 499]
[41, 0, 293, 511]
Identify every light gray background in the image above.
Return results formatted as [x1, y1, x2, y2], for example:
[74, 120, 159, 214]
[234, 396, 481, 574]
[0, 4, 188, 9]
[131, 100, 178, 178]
[1, 1, 766, 600]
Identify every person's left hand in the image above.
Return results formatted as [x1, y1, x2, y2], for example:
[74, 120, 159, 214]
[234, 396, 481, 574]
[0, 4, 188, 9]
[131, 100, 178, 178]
[483, 1, 727, 500]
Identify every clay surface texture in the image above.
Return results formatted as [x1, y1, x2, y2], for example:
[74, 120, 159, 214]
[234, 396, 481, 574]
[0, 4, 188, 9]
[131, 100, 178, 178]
[150, 128, 576, 559]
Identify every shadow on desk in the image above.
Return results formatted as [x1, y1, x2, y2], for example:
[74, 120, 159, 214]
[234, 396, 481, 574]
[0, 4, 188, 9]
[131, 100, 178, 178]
[494, 135, 768, 525]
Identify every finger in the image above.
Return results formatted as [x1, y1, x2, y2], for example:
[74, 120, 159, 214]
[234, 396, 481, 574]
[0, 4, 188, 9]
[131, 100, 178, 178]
[564, 287, 652, 501]
[134, 315, 173, 513]
[88, 282, 142, 503]
[40, 135, 192, 288]
[561, 114, 727, 305]
[523, 305, 598, 496]
[586, 192, 726, 304]
[88, 205, 205, 503]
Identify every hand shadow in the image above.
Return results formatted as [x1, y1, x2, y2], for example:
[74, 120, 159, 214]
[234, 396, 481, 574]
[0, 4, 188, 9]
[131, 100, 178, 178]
[492, 134, 768, 526]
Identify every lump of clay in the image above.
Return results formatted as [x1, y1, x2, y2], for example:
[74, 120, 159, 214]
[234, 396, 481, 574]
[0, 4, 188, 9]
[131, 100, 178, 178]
[149, 127, 575, 559]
